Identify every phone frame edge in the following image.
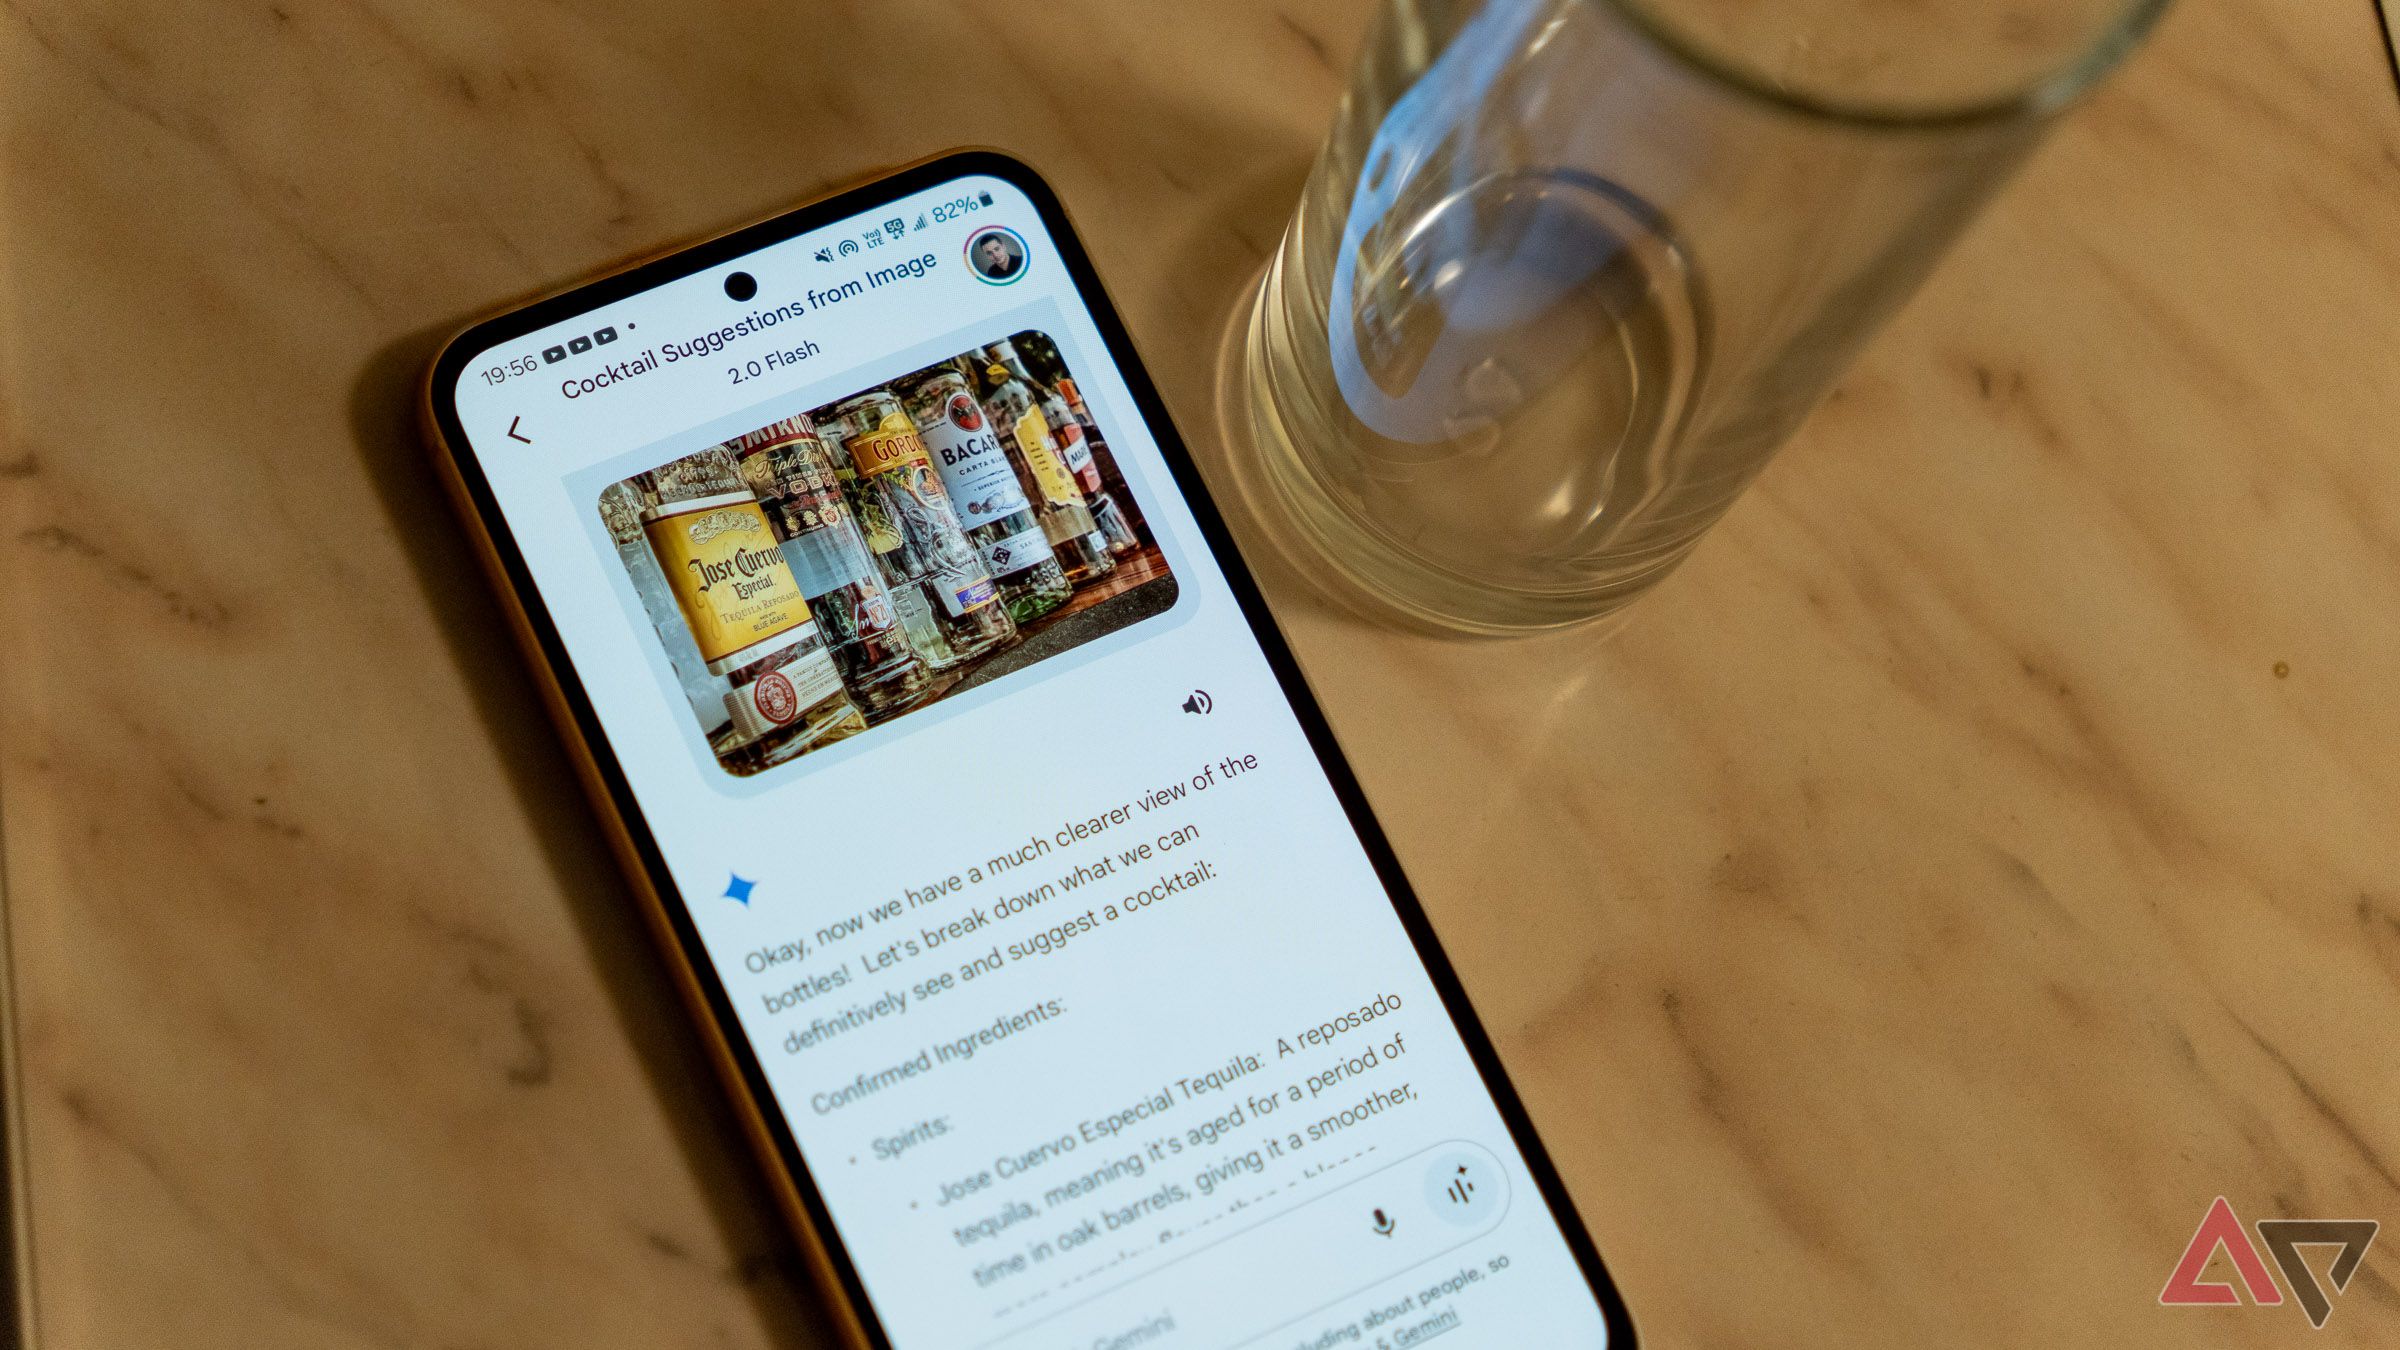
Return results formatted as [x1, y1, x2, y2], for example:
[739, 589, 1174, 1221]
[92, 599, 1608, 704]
[415, 146, 1639, 1350]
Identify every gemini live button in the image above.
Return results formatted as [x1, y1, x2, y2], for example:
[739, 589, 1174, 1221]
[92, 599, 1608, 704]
[1423, 1148, 1501, 1226]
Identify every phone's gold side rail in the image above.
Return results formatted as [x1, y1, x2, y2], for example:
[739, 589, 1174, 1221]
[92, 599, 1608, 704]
[0, 766, 39, 1347]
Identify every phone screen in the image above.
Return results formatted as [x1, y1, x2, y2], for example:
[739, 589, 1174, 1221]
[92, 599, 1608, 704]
[432, 154, 1628, 1349]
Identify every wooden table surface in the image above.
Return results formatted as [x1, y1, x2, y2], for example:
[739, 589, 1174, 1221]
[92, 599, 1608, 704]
[4, 1, 2397, 1346]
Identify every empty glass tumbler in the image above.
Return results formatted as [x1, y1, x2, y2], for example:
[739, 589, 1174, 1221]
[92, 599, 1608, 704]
[1235, 0, 2172, 632]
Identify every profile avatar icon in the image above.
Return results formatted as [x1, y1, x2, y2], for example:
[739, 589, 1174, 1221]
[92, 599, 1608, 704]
[966, 226, 1029, 284]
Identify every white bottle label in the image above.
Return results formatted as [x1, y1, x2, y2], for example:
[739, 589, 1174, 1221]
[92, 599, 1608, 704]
[935, 573, 1000, 617]
[723, 631, 844, 739]
[921, 391, 1033, 528]
[978, 525, 1053, 580]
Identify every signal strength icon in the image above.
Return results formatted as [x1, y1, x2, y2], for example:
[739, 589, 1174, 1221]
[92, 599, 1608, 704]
[914, 213, 929, 232]
[837, 239, 860, 257]
[813, 246, 833, 263]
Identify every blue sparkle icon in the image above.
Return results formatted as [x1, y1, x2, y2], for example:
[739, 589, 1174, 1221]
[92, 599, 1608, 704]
[724, 873, 757, 906]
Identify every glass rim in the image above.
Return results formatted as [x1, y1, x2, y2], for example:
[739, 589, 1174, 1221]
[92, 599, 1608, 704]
[1600, 0, 2177, 131]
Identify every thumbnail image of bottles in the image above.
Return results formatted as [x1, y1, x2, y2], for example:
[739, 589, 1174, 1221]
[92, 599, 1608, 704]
[597, 331, 1177, 777]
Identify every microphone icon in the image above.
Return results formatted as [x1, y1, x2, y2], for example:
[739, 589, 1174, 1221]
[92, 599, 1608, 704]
[1370, 1208, 1395, 1237]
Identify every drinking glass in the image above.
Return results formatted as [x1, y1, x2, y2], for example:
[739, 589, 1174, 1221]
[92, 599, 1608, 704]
[1232, 0, 2172, 633]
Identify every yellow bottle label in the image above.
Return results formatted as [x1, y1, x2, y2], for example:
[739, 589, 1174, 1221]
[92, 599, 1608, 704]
[643, 493, 812, 672]
[1014, 406, 1082, 508]
[845, 410, 935, 479]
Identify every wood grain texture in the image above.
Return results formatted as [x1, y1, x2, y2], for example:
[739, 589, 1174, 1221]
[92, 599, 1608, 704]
[2, 0, 2395, 1346]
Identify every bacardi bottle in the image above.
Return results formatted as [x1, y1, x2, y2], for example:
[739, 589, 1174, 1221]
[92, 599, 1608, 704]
[814, 389, 1015, 670]
[978, 358, 1114, 586]
[731, 416, 935, 722]
[632, 448, 865, 773]
[899, 364, 1071, 626]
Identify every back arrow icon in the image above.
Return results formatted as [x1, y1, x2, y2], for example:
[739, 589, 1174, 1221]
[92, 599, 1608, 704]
[507, 416, 531, 444]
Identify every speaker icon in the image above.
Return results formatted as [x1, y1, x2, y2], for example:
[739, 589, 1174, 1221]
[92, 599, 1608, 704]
[1181, 690, 1213, 716]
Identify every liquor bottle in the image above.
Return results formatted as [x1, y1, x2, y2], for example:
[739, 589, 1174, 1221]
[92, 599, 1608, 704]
[731, 416, 935, 722]
[630, 448, 866, 773]
[600, 480, 731, 742]
[986, 340, 1138, 557]
[977, 357, 1114, 586]
[1004, 330, 1152, 549]
[814, 389, 1016, 670]
[1087, 463, 1143, 559]
[815, 448, 956, 670]
[1054, 373, 1150, 549]
[899, 365, 1073, 626]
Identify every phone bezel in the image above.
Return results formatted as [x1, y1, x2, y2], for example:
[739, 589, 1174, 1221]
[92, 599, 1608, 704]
[423, 149, 1636, 1349]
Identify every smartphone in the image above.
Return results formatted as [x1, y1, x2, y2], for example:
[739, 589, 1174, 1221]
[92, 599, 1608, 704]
[422, 150, 1634, 1350]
